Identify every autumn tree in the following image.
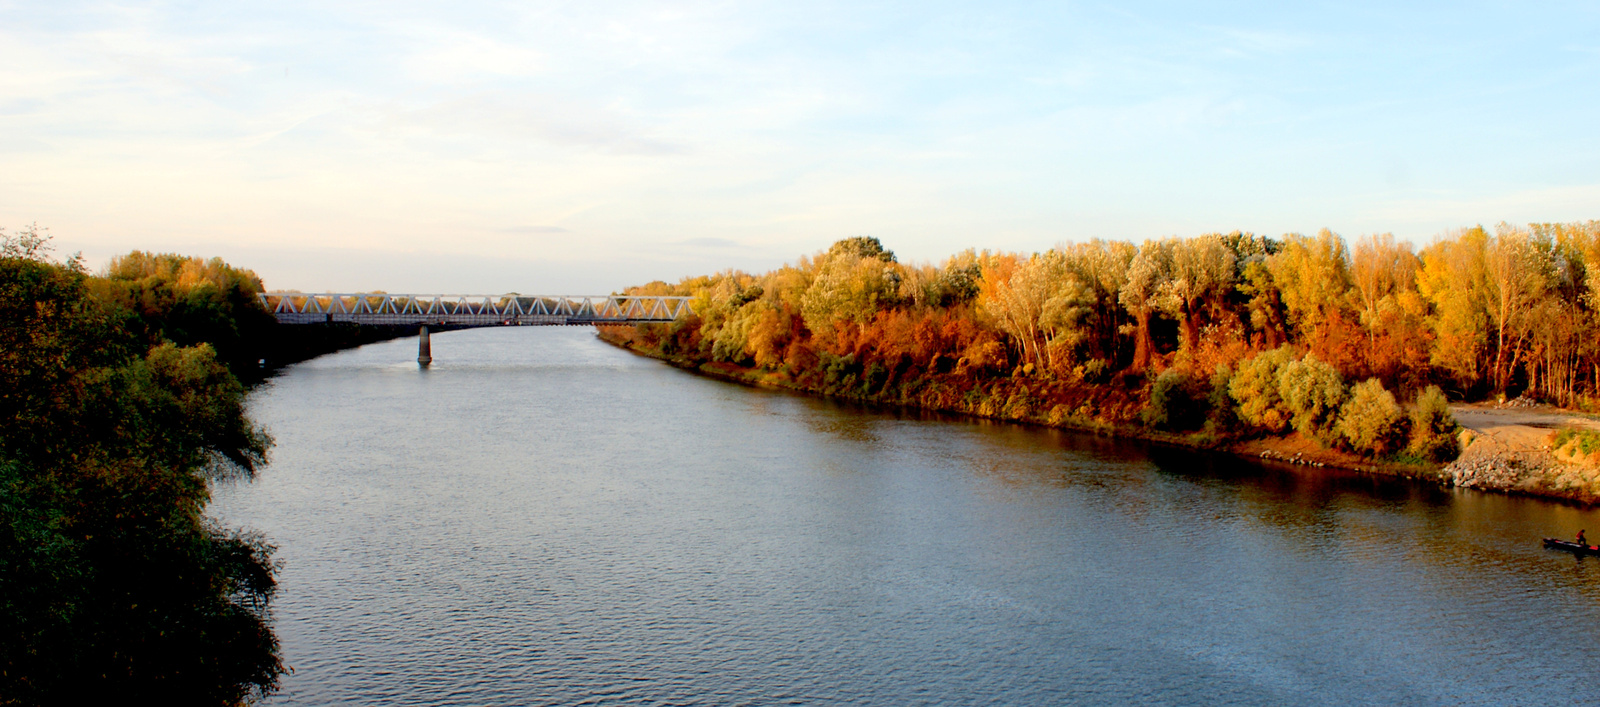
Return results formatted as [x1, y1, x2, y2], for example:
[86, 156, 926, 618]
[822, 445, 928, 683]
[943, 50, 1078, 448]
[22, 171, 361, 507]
[91, 252, 277, 379]
[1238, 258, 1288, 349]
[978, 252, 1060, 372]
[611, 221, 1600, 445]
[1483, 224, 1554, 395]
[1416, 227, 1491, 392]
[1230, 346, 1296, 433]
[1, 239, 284, 703]
[1154, 234, 1236, 363]
[1277, 354, 1348, 442]
[1349, 234, 1417, 345]
[800, 243, 903, 336]
[1337, 378, 1407, 457]
[1059, 239, 1136, 365]
[1268, 229, 1352, 343]
[1119, 238, 1174, 372]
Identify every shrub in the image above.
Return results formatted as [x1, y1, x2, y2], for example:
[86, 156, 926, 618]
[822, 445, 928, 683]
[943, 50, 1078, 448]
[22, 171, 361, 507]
[1337, 379, 1407, 457]
[1004, 393, 1035, 419]
[708, 304, 758, 364]
[1204, 364, 1241, 434]
[819, 352, 858, 387]
[1078, 358, 1110, 384]
[1047, 404, 1073, 426]
[1407, 385, 1460, 463]
[957, 340, 1006, 376]
[1548, 425, 1600, 457]
[861, 361, 890, 396]
[1229, 346, 1295, 433]
[1276, 354, 1347, 442]
[1582, 431, 1598, 455]
[1144, 368, 1207, 431]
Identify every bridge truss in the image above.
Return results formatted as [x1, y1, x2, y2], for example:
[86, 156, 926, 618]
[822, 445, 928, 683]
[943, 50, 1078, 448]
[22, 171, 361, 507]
[259, 293, 693, 326]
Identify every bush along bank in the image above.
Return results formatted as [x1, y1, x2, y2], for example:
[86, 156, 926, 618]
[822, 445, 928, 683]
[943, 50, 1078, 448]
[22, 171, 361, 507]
[592, 229, 1600, 503]
[601, 326, 1462, 485]
[2, 231, 422, 702]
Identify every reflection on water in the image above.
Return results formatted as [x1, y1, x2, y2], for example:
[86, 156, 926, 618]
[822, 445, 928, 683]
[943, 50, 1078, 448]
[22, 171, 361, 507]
[212, 328, 1600, 706]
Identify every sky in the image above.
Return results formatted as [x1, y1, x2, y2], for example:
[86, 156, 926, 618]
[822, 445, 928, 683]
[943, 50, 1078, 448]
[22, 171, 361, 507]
[2, 1, 1598, 293]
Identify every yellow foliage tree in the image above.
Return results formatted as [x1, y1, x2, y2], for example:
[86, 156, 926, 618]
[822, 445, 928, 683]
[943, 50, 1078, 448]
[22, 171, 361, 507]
[1267, 229, 1351, 341]
[1416, 227, 1491, 388]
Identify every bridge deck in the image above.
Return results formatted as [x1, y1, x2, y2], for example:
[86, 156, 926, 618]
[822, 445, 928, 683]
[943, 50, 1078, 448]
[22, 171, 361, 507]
[260, 293, 691, 326]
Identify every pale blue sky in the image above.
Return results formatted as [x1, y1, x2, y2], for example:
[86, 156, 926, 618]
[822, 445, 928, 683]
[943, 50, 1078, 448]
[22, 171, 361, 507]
[2, 1, 1597, 292]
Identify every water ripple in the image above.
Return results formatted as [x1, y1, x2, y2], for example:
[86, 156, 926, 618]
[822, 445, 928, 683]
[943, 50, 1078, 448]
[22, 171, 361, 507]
[209, 328, 1600, 706]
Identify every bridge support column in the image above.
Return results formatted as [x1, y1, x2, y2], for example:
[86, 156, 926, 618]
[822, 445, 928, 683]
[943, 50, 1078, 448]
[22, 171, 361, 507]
[418, 325, 432, 366]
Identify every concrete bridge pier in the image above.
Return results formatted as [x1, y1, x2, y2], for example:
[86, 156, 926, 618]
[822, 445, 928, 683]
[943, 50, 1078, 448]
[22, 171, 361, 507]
[418, 325, 432, 366]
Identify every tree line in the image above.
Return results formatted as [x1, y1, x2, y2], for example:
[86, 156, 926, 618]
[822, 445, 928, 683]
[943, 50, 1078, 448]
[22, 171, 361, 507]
[3, 229, 458, 703]
[610, 222, 1600, 463]
[1, 229, 287, 705]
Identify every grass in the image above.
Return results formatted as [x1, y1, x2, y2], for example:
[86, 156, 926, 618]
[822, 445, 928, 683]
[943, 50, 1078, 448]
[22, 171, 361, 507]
[1553, 426, 1600, 456]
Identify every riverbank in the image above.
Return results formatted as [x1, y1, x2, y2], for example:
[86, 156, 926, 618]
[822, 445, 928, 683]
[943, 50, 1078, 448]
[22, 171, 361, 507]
[1446, 403, 1600, 504]
[596, 329, 1464, 493]
[598, 329, 1600, 505]
[248, 322, 426, 385]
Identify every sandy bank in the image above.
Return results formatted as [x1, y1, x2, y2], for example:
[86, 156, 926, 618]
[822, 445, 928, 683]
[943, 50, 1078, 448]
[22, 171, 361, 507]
[1445, 403, 1600, 503]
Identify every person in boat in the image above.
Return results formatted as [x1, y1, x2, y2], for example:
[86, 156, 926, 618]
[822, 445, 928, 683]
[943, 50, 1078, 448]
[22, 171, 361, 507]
[1578, 530, 1588, 547]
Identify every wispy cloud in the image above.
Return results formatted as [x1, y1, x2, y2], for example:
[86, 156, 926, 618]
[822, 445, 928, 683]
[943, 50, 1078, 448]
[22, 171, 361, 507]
[675, 237, 743, 248]
[387, 92, 687, 155]
[397, 27, 546, 82]
[2, 1, 1598, 292]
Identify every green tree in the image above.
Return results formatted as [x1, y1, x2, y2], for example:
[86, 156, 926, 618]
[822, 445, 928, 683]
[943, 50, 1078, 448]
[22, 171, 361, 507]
[1276, 354, 1348, 442]
[1229, 346, 1296, 433]
[1143, 368, 1207, 431]
[1407, 386, 1461, 463]
[827, 236, 896, 263]
[1, 243, 283, 704]
[1337, 379, 1407, 457]
[800, 241, 902, 333]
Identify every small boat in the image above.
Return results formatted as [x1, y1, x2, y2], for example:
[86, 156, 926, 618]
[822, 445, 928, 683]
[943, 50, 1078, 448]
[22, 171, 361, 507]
[1544, 538, 1600, 555]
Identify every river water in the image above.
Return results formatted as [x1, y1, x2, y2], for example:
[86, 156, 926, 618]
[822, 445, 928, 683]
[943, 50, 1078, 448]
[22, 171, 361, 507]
[211, 327, 1600, 706]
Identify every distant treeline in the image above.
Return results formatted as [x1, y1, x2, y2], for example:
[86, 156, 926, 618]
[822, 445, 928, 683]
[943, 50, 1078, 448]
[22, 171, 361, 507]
[93, 250, 423, 381]
[0, 230, 416, 704]
[607, 222, 1600, 463]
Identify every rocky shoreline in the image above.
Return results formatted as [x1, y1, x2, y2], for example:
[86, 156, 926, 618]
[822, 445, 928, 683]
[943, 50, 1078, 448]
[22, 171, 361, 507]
[1445, 440, 1600, 505]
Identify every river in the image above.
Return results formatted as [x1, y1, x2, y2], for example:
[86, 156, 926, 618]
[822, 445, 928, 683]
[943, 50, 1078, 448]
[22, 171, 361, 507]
[211, 327, 1600, 705]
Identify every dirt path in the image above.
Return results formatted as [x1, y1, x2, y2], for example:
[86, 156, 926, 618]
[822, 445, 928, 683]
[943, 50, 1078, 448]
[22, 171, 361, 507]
[1451, 404, 1600, 454]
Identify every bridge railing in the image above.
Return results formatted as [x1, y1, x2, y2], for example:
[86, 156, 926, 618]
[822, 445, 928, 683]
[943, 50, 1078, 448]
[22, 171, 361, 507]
[259, 293, 693, 325]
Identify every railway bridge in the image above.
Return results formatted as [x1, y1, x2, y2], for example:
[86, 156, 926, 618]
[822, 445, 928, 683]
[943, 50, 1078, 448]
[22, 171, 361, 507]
[259, 292, 692, 365]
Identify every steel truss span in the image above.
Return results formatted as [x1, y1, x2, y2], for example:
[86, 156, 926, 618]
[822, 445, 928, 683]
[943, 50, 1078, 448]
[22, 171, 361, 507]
[259, 293, 693, 326]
